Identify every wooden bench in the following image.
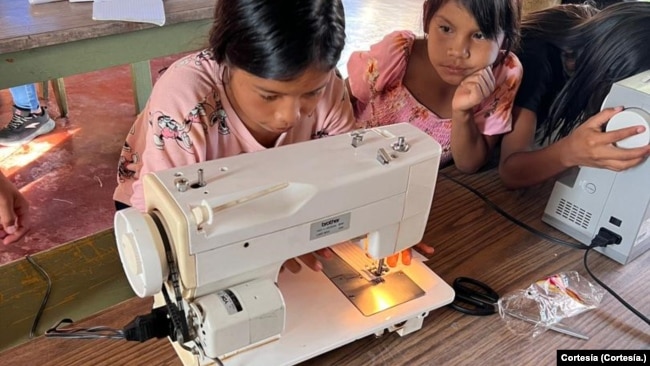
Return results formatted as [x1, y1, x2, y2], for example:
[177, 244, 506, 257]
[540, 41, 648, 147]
[0, 0, 215, 115]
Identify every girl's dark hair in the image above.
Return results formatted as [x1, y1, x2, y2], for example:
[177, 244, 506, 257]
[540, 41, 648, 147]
[545, 2, 650, 141]
[209, 0, 346, 81]
[423, 0, 521, 63]
[520, 3, 599, 49]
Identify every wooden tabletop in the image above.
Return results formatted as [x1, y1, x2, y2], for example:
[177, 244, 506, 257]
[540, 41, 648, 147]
[0, 0, 216, 54]
[2, 166, 648, 365]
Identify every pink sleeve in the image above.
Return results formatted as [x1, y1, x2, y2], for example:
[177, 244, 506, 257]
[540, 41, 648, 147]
[346, 31, 415, 115]
[474, 52, 523, 136]
[128, 75, 210, 211]
[314, 69, 356, 136]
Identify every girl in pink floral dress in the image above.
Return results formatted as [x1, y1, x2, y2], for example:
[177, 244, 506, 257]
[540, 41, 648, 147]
[347, 0, 523, 172]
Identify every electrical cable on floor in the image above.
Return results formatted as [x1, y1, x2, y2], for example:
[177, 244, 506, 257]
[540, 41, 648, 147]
[439, 172, 649, 326]
[25, 255, 52, 339]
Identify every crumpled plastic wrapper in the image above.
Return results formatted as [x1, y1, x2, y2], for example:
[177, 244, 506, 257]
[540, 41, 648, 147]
[497, 271, 605, 337]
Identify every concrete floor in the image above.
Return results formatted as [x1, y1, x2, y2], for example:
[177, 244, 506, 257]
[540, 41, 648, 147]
[0, 0, 424, 265]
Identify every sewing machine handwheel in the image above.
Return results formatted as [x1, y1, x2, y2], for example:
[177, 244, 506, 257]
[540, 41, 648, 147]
[114, 208, 169, 297]
[606, 108, 650, 149]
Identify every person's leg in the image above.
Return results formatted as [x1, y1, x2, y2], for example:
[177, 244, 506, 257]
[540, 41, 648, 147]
[0, 84, 55, 146]
[9, 84, 41, 112]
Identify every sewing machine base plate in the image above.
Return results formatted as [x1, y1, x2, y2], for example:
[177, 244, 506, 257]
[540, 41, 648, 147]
[320, 250, 425, 316]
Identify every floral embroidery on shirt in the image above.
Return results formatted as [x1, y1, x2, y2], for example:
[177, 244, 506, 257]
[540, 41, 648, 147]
[361, 58, 381, 127]
[409, 105, 430, 123]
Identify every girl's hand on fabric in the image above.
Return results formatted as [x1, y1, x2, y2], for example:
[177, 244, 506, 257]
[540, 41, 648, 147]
[561, 107, 650, 171]
[0, 178, 30, 245]
[385, 242, 435, 267]
[281, 247, 334, 273]
[452, 67, 496, 113]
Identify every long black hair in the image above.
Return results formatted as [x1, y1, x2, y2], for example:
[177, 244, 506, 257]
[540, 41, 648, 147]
[209, 0, 346, 80]
[423, 0, 521, 63]
[520, 3, 598, 49]
[545, 2, 650, 141]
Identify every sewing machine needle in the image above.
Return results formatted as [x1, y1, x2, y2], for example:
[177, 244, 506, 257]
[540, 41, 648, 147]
[374, 258, 385, 277]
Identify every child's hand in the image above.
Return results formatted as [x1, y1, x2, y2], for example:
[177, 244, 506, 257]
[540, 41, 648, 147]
[385, 242, 434, 267]
[0, 175, 30, 245]
[452, 67, 495, 113]
[281, 247, 334, 273]
[561, 107, 650, 170]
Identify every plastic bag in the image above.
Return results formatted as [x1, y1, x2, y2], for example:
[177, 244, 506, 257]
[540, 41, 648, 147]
[498, 271, 604, 337]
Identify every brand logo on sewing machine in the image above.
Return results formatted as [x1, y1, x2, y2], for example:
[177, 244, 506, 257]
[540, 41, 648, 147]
[310, 213, 351, 240]
[322, 218, 340, 227]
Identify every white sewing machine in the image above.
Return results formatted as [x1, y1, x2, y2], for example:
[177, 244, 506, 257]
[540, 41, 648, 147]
[543, 70, 650, 264]
[114, 123, 455, 365]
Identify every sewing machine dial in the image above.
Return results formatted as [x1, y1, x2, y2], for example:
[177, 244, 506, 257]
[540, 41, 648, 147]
[605, 108, 650, 149]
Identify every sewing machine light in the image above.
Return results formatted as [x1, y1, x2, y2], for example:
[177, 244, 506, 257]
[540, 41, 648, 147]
[114, 208, 169, 297]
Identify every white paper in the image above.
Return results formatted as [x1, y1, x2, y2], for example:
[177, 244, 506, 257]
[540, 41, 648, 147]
[29, 0, 65, 4]
[92, 0, 165, 26]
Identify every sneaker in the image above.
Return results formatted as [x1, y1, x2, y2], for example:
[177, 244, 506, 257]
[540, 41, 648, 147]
[0, 106, 56, 146]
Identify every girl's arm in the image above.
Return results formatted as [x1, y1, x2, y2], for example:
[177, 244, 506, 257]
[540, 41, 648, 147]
[451, 110, 499, 173]
[499, 107, 650, 189]
[498, 106, 568, 188]
[450, 67, 499, 173]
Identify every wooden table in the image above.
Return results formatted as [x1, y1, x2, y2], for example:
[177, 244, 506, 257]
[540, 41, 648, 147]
[2, 166, 648, 365]
[0, 0, 214, 112]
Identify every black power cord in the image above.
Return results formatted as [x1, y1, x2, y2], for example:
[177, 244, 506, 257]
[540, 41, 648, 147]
[585, 235, 650, 325]
[27, 259, 226, 365]
[122, 306, 173, 342]
[440, 172, 649, 326]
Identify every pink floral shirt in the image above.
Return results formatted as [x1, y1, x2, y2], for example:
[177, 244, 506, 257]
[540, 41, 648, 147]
[114, 50, 355, 210]
[347, 30, 522, 165]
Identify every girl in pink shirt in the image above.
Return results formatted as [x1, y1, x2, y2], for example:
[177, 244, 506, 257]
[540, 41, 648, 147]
[114, 1, 354, 212]
[113, 0, 356, 272]
[347, 0, 523, 171]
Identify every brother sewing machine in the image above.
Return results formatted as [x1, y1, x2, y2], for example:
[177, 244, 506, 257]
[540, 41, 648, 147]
[113, 123, 455, 365]
[543, 70, 650, 264]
